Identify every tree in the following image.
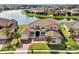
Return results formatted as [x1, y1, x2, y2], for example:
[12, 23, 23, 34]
[12, 32, 21, 39]
[69, 28, 75, 37]
[12, 32, 21, 47]
[3, 25, 12, 39]
[1, 43, 15, 51]
[45, 36, 52, 43]
[69, 28, 74, 33]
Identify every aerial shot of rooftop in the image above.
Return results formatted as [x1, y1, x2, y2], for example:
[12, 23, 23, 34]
[0, 4, 79, 54]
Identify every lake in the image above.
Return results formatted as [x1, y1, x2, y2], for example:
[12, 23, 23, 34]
[0, 10, 74, 25]
[0, 10, 38, 25]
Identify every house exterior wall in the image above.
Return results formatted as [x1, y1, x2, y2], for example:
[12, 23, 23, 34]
[49, 39, 61, 44]
[20, 34, 29, 40]
[21, 18, 60, 42]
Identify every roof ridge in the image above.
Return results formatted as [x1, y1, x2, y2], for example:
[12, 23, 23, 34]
[72, 21, 78, 27]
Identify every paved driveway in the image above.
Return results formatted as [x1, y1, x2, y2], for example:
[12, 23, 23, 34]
[14, 39, 33, 54]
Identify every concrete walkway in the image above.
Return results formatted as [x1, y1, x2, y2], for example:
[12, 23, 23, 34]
[33, 41, 47, 43]
[14, 40, 33, 54]
[1, 49, 79, 54]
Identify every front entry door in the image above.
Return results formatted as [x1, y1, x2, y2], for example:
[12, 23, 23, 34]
[35, 31, 40, 37]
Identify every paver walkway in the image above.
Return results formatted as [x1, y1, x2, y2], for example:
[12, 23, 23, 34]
[14, 40, 33, 54]
[14, 43, 32, 54]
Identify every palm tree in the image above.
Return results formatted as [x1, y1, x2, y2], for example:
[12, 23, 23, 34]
[69, 28, 74, 33]
[12, 32, 21, 46]
[3, 25, 12, 39]
[69, 28, 75, 37]
[1, 43, 15, 51]
[13, 32, 21, 39]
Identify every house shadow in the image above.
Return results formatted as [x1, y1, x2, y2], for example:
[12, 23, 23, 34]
[0, 39, 7, 44]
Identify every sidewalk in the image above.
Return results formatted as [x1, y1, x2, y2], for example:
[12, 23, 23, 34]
[1, 49, 79, 54]
[33, 41, 47, 43]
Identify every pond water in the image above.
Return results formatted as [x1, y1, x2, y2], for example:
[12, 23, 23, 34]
[0, 10, 38, 25]
[56, 19, 75, 24]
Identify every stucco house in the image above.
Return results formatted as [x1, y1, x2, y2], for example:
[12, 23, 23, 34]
[21, 18, 62, 44]
[0, 18, 18, 40]
[64, 20, 79, 41]
[70, 9, 79, 16]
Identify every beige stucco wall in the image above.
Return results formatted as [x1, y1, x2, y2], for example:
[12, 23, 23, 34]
[49, 39, 61, 44]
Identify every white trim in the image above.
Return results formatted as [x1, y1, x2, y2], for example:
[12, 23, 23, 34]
[34, 30, 41, 38]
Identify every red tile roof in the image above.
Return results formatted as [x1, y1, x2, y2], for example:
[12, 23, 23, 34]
[28, 18, 57, 28]
[21, 18, 57, 34]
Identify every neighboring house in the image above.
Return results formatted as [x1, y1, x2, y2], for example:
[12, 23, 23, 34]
[64, 20, 79, 41]
[53, 10, 66, 16]
[70, 9, 79, 16]
[21, 18, 62, 44]
[26, 9, 48, 15]
[0, 18, 18, 39]
[71, 12, 79, 16]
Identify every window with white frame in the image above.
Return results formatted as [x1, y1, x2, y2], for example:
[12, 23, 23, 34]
[30, 31, 34, 36]
[41, 32, 45, 36]
[52, 40, 55, 43]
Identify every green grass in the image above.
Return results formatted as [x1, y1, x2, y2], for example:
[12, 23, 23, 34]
[0, 38, 18, 51]
[10, 38, 18, 45]
[28, 43, 66, 54]
[28, 43, 50, 50]
[58, 24, 78, 50]
[17, 25, 26, 33]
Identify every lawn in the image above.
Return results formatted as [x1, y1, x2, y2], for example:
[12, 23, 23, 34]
[17, 25, 26, 33]
[28, 43, 50, 50]
[10, 38, 18, 45]
[28, 43, 66, 54]
[58, 24, 79, 50]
